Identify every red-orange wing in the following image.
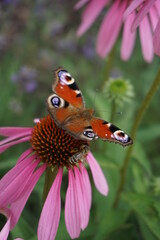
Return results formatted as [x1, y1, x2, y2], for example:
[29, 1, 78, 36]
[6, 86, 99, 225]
[91, 118, 133, 147]
[52, 67, 85, 109]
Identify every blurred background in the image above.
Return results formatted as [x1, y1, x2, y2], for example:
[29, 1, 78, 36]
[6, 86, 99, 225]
[0, 0, 160, 239]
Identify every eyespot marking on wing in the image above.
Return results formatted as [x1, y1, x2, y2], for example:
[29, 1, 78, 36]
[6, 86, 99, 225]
[82, 126, 96, 140]
[58, 70, 75, 85]
[113, 130, 130, 143]
[48, 94, 68, 109]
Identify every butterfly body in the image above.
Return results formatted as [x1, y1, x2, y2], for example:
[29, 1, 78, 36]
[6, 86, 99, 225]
[47, 67, 133, 147]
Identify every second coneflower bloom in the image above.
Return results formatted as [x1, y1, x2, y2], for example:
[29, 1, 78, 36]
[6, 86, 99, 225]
[0, 115, 108, 240]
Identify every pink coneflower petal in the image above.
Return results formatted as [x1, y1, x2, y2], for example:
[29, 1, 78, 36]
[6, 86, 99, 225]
[0, 155, 39, 207]
[38, 168, 63, 240]
[155, 0, 160, 15]
[139, 16, 154, 62]
[149, 6, 159, 31]
[74, 166, 90, 230]
[96, 0, 127, 58]
[132, 0, 156, 31]
[121, 11, 136, 60]
[123, 0, 145, 19]
[17, 148, 33, 164]
[0, 127, 32, 137]
[0, 208, 11, 240]
[79, 163, 92, 209]
[87, 152, 108, 196]
[77, 0, 109, 36]
[0, 131, 31, 146]
[74, 0, 89, 10]
[0, 136, 30, 154]
[65, 168, 81, 239]
[153, 18, 160, 56]
[10, 164, 46, 229]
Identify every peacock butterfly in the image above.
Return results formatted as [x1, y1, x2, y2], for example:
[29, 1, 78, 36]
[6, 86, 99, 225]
[46, 67, 133, 147]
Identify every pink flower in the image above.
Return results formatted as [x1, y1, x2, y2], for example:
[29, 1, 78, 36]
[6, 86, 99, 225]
[123, 0, 160, 57]
[76, 0, 160, 62]
[0, 115, 108, 240]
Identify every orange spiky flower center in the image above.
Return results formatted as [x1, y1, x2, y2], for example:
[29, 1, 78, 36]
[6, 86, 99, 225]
[30, 115, 89, 168]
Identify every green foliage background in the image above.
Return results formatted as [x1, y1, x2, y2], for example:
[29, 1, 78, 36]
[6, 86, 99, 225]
[0, 1, 160, 239]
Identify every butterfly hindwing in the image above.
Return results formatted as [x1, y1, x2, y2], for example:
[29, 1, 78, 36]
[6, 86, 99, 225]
[90, 118, 132, 146]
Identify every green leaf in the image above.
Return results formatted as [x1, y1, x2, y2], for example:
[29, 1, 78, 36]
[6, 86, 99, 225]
[11, 216, 35, 239]
[137, 125, 160, 142]
[123, 192, 160, 239]
[93, 209, 130, 240]
[133, 142, 151, 176]
[138, 217, 157, 240]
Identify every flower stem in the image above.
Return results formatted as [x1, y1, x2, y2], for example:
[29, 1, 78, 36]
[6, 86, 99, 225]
[42, 166, 58, 203]
[110, 100, 117, 123]
[113, 68, 160, 208]
[102, 46, 116, 86]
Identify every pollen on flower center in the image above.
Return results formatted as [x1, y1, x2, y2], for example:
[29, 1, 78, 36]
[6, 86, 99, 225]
[30, 115, 89, 168]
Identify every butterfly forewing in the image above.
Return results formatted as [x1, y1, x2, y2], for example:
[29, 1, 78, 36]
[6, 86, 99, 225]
[53, 67, 85, 109]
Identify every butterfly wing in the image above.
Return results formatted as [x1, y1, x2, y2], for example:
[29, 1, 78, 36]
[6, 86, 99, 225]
[91, 118, 133, 146]
[47, 67, 85, 127]
[61, 109, 95, 140]
[52, 67, 85, 108]
[47, 67, 133, 147]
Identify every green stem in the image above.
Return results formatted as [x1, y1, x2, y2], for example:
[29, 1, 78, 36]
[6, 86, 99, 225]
[113, 68, 160, 208]
[42, 166, 58, 204]
[110, 100, 117, 123]
[102, 46, 116, 86]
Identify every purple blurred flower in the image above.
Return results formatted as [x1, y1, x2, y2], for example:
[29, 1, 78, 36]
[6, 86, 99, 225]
[11, 66, 38, 93]
[82, 36, 96, 59]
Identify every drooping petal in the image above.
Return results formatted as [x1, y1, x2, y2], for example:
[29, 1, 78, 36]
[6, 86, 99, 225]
[10, 164, 46, 229]
[132, 0, 156, 30]
[96, 0, 127, 58]
[38, 168, 63, 240]
[0, 131, 31, 146]
[121, 11, 136, 60]
[79, 163, 92, 209]
[74, 166, 90, 230]
[87, 152, 108, 196]
[0, 208, 11, 240]
[139, 16, 154, 62]
[65, 168, 81, 239]
[0, 127, 32, 137]
[153, 18, 160, 56]
[14, 238, 24, 240]
[0, 136, 30, 154]
[77, 0, 109, 36]
[149, 6, 159, 31]
[0, 155, 39, 207]
[74, 0, 89, 10]
[123, 0, 146, 19]
[155, 0, 160, 16]
[17, 148, 33, 164]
